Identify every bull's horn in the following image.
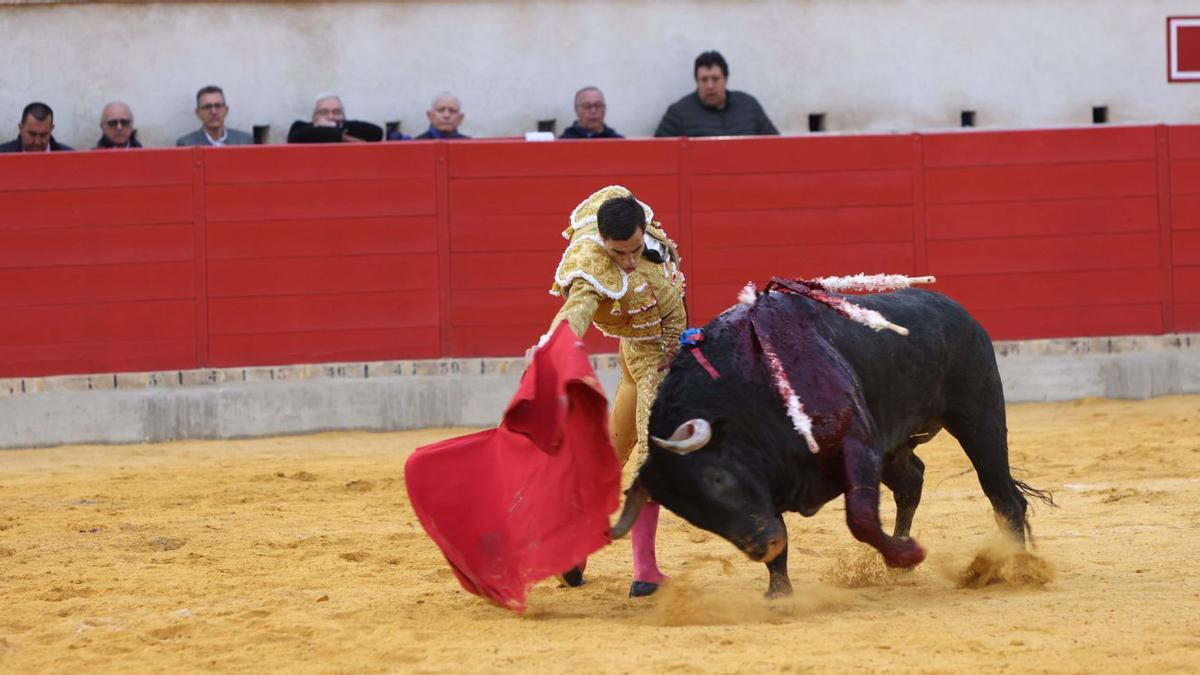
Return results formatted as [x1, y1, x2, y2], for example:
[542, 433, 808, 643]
[651, 418, 712, 455]
[610, 481, 649, 540]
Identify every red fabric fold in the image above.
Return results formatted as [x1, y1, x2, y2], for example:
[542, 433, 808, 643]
[404, 322, 621, 613]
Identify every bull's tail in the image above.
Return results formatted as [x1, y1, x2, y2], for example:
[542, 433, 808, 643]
[1014, 478, 1057, 509]
[1008, 478, 1055, 549]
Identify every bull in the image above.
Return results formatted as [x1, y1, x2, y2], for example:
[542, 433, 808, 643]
[611, 276, 1053, 597]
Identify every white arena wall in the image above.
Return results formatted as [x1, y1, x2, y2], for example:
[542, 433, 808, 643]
[1, 0, 1198, 149]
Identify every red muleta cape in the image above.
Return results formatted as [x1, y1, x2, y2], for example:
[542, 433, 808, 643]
[404, 322, 622, 613]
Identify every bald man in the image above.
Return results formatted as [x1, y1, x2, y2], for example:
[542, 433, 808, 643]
[96, 101, 142, 149]
[416, 92, 470, 139]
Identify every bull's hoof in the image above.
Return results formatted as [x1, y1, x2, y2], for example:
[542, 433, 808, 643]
[557, 566, 585, 588]
[629, 581, 659, 597]
[765, 581, 794, 599]
[883, 538, 927, 569]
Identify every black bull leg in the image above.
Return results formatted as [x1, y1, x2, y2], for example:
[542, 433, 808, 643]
[842, 438, 926, 568]
[944, 406, 1034, 544]
[882, 450, 925, 539]
[765, 520, 792, 598]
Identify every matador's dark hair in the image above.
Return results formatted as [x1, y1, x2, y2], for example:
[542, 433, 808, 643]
[596, 195, 646, 241]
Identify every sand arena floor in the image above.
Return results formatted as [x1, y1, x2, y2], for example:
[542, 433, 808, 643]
[1, 395, 1198, 673]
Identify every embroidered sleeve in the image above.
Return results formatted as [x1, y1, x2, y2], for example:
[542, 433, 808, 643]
[657, 286, 687, 370]
[549, 279, 602, 339]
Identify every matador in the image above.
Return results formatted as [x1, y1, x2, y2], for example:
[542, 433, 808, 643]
[537, 185, 686, 597]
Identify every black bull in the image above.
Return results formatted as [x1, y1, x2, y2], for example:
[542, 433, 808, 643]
[611, 287, 1053, 597]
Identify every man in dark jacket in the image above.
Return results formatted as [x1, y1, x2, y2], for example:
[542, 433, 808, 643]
[0, 102, 73, 152]
[654, 50, 779, 138]
[287, 93, 383, 143]
[95, 101, 143, 149]
[559, 86, 623, 139]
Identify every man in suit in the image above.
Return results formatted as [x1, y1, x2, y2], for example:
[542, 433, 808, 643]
[0, 102, 73, 152]
[176, 85, 253, 146]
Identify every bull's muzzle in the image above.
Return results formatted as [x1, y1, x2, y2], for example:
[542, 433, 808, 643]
[760, 534, 787, 564]
[742, 519, 787, 563]
[651, 418, 712, 455]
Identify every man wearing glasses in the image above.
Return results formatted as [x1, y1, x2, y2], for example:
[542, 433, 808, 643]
[0, 102, 73, 153]
[559, 87, 623, 139]
[177, 85, 253, 147]
[95, 102, 143, 149]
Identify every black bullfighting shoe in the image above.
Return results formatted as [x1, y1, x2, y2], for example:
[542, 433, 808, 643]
[556, 566, 585, 588]
[629, 581, 659, 597]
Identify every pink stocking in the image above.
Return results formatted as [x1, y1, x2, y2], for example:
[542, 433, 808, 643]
[631, 502, 665, 583]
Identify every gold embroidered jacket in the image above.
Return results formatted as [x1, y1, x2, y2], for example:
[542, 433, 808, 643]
[548, 187, 686, 350]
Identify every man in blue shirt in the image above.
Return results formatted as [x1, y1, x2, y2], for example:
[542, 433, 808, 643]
[417, 92, 470, 139]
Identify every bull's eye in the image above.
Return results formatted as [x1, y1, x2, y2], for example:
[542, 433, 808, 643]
[702, 466, 733, 493]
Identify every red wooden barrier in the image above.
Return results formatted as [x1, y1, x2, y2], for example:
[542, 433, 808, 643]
[202, 143, 440, 366]
[923, 126, 1165, 340]
[1171, 126, 1200, 331]
[1, 126, 1197, 378]
[686, 134, 917, 319]
[0, 150, 198, 376]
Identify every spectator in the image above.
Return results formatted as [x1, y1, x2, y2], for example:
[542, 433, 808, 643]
[654, 50, 779, 137]
[96, 101, 143, 149]
[176, 85, 253, 146]
[416, 92, 470, 139]
[559, 87, 623, 139]
[287, 93, 383, 143]
[0, 102, 72, 152]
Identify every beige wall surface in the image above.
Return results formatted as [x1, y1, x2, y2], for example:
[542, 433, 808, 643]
[1, 0, 1198, 148]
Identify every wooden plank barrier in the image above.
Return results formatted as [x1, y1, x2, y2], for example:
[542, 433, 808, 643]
[0, 125, 1197, 378]
[923, 126, 1165, 340]
[1170, 125, 1200, 331]
[202, 143, 440, 366]
[0, 150, 198, 377]
[685, 134, 917, 319]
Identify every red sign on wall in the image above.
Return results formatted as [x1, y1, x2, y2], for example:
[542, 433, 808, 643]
[1168, 16, 1200, 82]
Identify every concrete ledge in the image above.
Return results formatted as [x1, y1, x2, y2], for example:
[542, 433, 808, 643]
[1, 335, 1197, 449]
[0, 356, 623, 449]
[994, 333, 1199, 401]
